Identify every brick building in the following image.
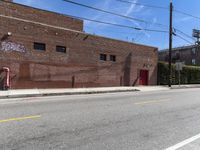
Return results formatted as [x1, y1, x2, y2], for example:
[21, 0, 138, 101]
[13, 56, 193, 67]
[0, 0, 158, 89]
[159, 45, 199, 66]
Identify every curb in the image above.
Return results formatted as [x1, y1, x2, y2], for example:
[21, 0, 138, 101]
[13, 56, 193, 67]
[171, 86, 200, 89]
[0, 89, 139, 99]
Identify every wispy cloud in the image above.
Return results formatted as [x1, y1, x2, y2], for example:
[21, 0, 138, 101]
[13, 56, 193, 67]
[14, 0, 54, 12]
[125, 2, 135, 16]
[84, 0, 112, 27]
[84, 0, 144, 29]
[175, 16, 193, 24]
[83, 0, 162, 43]
[125, 1, 144, 16]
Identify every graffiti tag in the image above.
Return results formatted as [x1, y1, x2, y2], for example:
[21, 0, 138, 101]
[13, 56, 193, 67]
[143, 63, 153, 68]
[0, 41, 26, 53]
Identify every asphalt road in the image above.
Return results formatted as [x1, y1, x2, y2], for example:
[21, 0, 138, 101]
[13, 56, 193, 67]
[1, 88, 200, 150]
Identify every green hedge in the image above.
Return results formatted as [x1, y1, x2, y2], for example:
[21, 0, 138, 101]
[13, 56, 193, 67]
[158, 62, 200, 85]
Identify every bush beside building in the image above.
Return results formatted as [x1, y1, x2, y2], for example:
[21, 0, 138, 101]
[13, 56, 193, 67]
[158, 62, 200, 85]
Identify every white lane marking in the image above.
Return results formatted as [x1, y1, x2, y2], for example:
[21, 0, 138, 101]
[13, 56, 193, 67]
[165, 133, 200, 150]
[134, 99, 170, 105]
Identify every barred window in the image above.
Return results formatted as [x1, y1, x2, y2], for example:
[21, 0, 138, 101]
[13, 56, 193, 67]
[110, 55, 116, 62]
[100, 54, 107, 61]
[56, 46, 66, 53]
[34, 42, 46, 51]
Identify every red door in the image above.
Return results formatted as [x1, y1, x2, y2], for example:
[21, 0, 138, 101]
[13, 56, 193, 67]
[139, 70, 149, 85]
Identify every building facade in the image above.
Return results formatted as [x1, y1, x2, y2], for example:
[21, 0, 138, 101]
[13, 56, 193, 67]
[0, 0, 158, 89]
[159, 45, 199, 66]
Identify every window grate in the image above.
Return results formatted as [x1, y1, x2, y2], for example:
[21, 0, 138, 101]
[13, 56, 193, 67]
[56, 46, 66, 53]
[34, 42, 46, 51]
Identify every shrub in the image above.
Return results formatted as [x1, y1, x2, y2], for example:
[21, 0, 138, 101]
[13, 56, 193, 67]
[157, 62, 200, 85]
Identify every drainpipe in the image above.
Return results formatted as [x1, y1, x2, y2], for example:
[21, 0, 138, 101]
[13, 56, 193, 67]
[2, 67, 10, 90]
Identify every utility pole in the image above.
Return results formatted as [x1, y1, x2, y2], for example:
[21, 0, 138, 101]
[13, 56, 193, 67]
[168, 0, 173, 87]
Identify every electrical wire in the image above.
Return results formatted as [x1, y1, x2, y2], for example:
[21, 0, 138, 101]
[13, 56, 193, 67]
[118, 0, 200, 22]
[174, 9, 200, 21]
[63, 0, 168, 28]
[63, 0, 198, 45]
[116, 0, 168, 10]
[174, 28, 196, 41]
[174, 34, 194, 45]
[116, 0, 200, 41]
[67, 14, 168, 33]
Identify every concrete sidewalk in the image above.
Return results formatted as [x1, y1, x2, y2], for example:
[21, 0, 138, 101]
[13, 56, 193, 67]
[0, 86, 171, 99]
[0, 87, 138, 99]
[1, 85, 200, 99]
[171, 84, 200, 89]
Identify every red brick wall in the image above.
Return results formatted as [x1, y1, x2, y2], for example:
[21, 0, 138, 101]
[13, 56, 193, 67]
[0, 1, 158, 89]
[0, 0, 83, 31]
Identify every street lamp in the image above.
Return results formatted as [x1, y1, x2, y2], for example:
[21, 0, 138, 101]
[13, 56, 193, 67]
[1, 32, 12, 41]
[7, 32, 12, 36]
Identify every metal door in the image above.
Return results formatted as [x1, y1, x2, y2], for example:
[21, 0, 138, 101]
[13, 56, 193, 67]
[139, 70, 149, 85]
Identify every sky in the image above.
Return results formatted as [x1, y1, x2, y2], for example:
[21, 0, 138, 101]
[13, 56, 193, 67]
[13, 0, 200, 50]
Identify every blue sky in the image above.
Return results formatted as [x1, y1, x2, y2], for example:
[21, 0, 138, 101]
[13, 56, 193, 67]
[13, 0, 200, 50]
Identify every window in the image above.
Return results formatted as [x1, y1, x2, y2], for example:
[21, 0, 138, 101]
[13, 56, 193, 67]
[100, 54, 107, 61]
[110, 55, 116, 62]
[192, 48, 196, 54]
[34, 42, 46, 51]
[56, 46, 66, 53]
[192, 59, 196, 65]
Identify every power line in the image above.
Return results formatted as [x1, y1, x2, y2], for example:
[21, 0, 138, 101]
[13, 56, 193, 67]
[117, 0, 200, 22]
[174, 9, 200, 21]
[67, 14, 168, 33]
[174, 33, 194, 45]
[116, 0, 168, 10]
[63, 0, 196, 45]
[174, 28, 196, 41]
[116, 0, 200, 43]
[63, 0, 168, 28]
[0, 14, 132, 51]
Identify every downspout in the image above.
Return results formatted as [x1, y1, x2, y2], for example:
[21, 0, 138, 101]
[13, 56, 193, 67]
[2, 67, 10, 90]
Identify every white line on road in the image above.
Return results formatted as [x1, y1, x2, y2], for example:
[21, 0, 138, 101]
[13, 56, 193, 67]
[165, 133, 200, 150]
[134, 99, 170, 105]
